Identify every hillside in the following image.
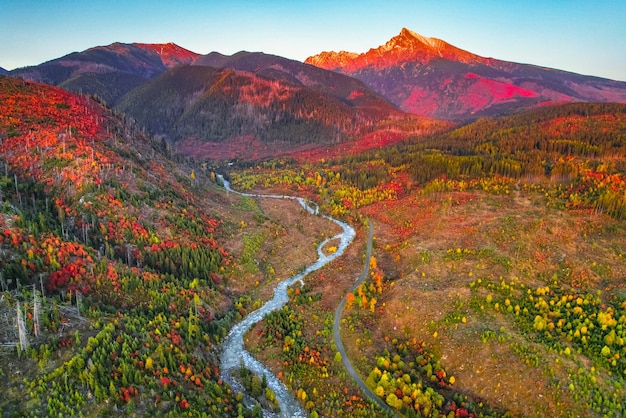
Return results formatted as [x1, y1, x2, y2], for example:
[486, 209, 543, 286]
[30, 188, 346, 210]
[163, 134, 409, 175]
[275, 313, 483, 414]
[306, 28, 626, 120]
[0, 67, 7, 75]
[224, 102, 626, 417]
[0, 75, 337, 416]
[117, 61, 445, 160]
[193, 50, 400, 115]
[10, 42, 199, 104]
[0, 74, 225, 415]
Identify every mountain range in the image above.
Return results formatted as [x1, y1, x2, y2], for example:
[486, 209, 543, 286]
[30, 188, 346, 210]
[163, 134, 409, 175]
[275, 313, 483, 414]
[117, 51, 448, 159]
[306, 28, 626, 120]
[9, 42, 199, 104]
[2, 29, 626, 418]
[6, 28, 626, 159]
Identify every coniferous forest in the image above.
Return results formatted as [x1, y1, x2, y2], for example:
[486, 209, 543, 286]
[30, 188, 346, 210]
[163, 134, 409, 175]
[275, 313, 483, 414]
[1, 44, 626, 418]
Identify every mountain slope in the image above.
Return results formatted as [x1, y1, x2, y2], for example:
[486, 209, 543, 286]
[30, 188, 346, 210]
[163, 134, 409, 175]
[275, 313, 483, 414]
[118, 58, 445, 160]
[193, 51, 404, 118]
[0, 67, 7, 75]
[306, 28, 626, 120]
[135, 42, 201, 67]
[10, 42, 199, 104]
[0, 74, 259, 415]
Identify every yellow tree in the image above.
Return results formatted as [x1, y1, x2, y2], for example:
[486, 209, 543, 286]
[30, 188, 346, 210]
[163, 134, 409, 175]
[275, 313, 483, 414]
[370, 256, 377, 270]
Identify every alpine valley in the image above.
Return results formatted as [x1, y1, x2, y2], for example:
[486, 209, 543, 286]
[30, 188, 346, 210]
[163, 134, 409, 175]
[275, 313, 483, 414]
[1, 28, 626, 418]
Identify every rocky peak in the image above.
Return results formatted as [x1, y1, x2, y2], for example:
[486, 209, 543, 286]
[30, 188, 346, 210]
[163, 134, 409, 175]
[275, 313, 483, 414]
[392, 28, 444, 51]
[304, 50, 358, 70]
[306, 28, 484, 72]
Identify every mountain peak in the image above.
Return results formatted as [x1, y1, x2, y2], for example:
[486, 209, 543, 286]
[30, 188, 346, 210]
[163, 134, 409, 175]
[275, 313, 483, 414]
[306, 27, 483, 71]
[385, 28, 480, 63]
[304, 50, 359, 69]
[381, 28, 446, 57]
[398, 27, 439, 49]
[134, 42, 200, 68]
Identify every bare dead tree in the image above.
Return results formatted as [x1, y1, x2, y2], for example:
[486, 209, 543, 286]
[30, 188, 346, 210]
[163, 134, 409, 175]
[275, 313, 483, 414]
[33, 284, 41, 338]
[126, 243, 133, 267]
[16, 303, 29, 351]
[39, 274, 45, 299]
[14, 173, 22, 205]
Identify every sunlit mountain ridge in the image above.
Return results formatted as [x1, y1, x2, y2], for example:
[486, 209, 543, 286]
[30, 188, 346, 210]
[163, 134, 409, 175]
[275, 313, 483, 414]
[306, 28, 626, 120]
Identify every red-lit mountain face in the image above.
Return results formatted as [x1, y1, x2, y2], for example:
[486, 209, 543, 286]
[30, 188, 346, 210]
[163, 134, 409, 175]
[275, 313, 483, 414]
[135, 42, 201, 68]
[306, 28, 626, 121]
[10, 42, 200, 104]
[116, 56, 448, 160]
[6, 44, 447, 161]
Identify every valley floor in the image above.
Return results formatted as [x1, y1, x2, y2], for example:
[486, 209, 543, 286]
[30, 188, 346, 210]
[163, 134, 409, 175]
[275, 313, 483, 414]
[241, 180, 626, 417]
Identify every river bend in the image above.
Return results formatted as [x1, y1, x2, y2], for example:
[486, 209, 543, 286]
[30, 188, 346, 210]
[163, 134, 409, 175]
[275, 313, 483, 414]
[218, 176, 356, 417]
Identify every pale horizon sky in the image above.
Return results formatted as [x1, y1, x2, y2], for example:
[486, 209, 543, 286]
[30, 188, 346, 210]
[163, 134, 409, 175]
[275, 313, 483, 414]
[1, 0, 625, 81]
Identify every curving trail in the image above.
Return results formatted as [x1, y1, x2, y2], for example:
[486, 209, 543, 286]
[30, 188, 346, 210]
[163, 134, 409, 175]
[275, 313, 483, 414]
[333, 221, 398, 417]
[218, 176, 356, 417]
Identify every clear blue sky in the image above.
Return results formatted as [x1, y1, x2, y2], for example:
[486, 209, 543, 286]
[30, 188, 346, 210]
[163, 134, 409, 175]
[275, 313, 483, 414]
[1, 0, 625, 81]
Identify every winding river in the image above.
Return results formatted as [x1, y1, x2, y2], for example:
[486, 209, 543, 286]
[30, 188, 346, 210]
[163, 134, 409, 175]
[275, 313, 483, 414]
[218, 176, 356, 417]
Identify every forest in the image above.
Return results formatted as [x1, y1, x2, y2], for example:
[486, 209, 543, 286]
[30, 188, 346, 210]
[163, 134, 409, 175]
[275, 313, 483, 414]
[117, 66, 369, 146]
[0, 76, 261, 417]
[2, 73, 626, 418]
[227, 101, 626, 416]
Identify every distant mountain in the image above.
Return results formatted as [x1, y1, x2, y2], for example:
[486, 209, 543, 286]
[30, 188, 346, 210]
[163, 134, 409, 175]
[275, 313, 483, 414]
[10, 42, 200, 104]
[192, 51, 403, 118]
[0, 67, 7, 75]
[135, 42, 201, 68]
[7, 44, 444, 160]
[306, 28, 626, 121]
[118, 53, 443, 160]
